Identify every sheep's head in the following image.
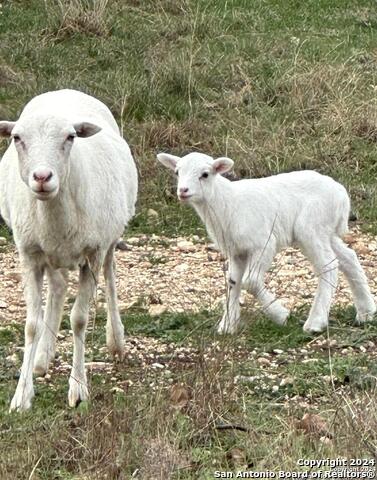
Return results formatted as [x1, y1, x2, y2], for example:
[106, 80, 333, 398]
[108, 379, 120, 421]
[157, 152, 234, 204]
[0, 115, 101, 201]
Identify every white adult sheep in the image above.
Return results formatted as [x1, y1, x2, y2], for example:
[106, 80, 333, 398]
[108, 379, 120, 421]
[157, 151, 376, 334]
[0, 89, 137, 411]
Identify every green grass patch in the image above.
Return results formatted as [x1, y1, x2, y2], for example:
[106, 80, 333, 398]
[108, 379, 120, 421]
[1, 1, 377, 235]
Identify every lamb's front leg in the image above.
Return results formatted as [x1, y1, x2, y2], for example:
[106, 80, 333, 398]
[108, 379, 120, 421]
[10, 263, 44, 412]
[68, 261, 97, 407]
[34, 268, 67, 376]
[243, 251, 290, 326]
[217, 255, 246, 334]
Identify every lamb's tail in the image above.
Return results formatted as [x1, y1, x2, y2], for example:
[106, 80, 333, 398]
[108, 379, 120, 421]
[336, 188, 351, 237]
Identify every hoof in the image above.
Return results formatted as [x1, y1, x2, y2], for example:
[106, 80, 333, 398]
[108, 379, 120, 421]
[303, 319, 327, 334]
[356, 306, 376, 324]
[270, 307, 290, 326]
[68, 376, 89, 408]
[216, 317, 240, 335]
[10, 383, 34, 412]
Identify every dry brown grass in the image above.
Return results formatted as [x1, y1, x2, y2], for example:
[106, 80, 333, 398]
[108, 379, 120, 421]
[44, 0, 111, 39]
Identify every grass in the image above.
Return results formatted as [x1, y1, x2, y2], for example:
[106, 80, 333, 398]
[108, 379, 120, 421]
[1, 1, 377, 235]
[1, 307, 377, 478]
[1, 0, 377, 477]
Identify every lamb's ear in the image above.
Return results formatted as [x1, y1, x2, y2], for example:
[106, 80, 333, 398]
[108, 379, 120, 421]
[157, 153, 180, 171]
[73, 121, 102, 138]
[212, 157, 234, 174]
[0, 121, 16, 138]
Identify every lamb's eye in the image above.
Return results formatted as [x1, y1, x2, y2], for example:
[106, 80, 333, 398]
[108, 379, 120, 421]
[201, 172, 209, 179]
[174, 170, 179, 176]
[13, 134, 21, 143]
[66, 134, 75, 142]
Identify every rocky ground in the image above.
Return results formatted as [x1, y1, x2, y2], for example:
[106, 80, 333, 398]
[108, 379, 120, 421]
[1, 226, 376, 402]
[0, 226, 375, 323]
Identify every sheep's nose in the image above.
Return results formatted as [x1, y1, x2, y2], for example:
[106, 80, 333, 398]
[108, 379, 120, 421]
[33, 170, 53, 183]
[179, 187, 189, 194]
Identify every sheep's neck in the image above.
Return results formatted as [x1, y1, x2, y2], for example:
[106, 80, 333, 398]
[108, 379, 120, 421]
[35, 185, 78, 233]
[193, 177, 232, 251]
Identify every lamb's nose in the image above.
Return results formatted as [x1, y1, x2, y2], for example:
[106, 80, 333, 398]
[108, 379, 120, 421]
[179, 187, 189, 194]
[33, 170, 53, 183]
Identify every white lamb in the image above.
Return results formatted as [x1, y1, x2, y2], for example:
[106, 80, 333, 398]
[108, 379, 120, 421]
[0, 89, 137, 411]
[157, 152, 376, 334]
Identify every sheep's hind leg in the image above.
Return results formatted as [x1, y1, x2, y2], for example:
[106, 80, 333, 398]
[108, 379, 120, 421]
[331, 237, 376, 323]
[68, 259, 99, 407]
[10, 262, 44, 411]
[103, 243, 124, 360]
[301, 239, 338, 333]
[243, 251, 290, 325]
[34, 268, 67, 376]
[217, 254, 247, 334]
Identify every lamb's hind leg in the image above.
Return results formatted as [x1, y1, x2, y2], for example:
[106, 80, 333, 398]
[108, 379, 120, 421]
[243, 250, 290, 325]
[103, 243, 124, 359]
[34, 268, 67, 376]
[331, 237, 376, 322]
[301, 239, 338, 333]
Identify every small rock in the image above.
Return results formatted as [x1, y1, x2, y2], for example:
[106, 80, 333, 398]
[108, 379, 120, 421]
[280, 376, 294, 386]
[151, 362, 164, 369]
[111, 386, 124, 394]
[127, 237, 140, 245]
[147, 208, 159, 218]
[257, 357, 270, 366]
[177, 240, 196, 252]
[0, 300, 8, 309]
[139, 261, 152, 268]
[148, 304, 167, 317]
[85, 361, 112, 370]
[174, 263, 189, 272]
[273, 349, 284, 355]
[6, 353, 18, 364]
[0, 237, 7, 246]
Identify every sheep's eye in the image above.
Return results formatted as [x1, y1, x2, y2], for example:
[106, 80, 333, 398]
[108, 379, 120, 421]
[12, 134, 21, 143]
[174, 170, 179, 176]
[66, 134, 75, 142]
[201, 172, 209, 179]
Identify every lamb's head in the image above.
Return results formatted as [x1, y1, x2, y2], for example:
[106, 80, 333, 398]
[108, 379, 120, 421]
[157, 152, 234, 204]
[0, 115, 101, 201]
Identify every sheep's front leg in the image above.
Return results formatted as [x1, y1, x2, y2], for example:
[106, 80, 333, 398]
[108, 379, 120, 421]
[10, 263, 44, 411]
[68, 261, 97, 407]
[217, 255, 246, 334]
[103, 244, 124, 359]
[34, 268, 67, 376]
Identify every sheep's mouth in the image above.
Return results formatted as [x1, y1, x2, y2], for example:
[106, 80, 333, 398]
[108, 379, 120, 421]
[178, 194, 193, 201]
[32, 189, 58, 201]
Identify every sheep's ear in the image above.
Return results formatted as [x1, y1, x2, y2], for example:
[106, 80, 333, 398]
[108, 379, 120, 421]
[73, 121, 102, 138]
[212, 157, 234, 174]
[157, 153, 180, 171]
[0, 121, 16, 138]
